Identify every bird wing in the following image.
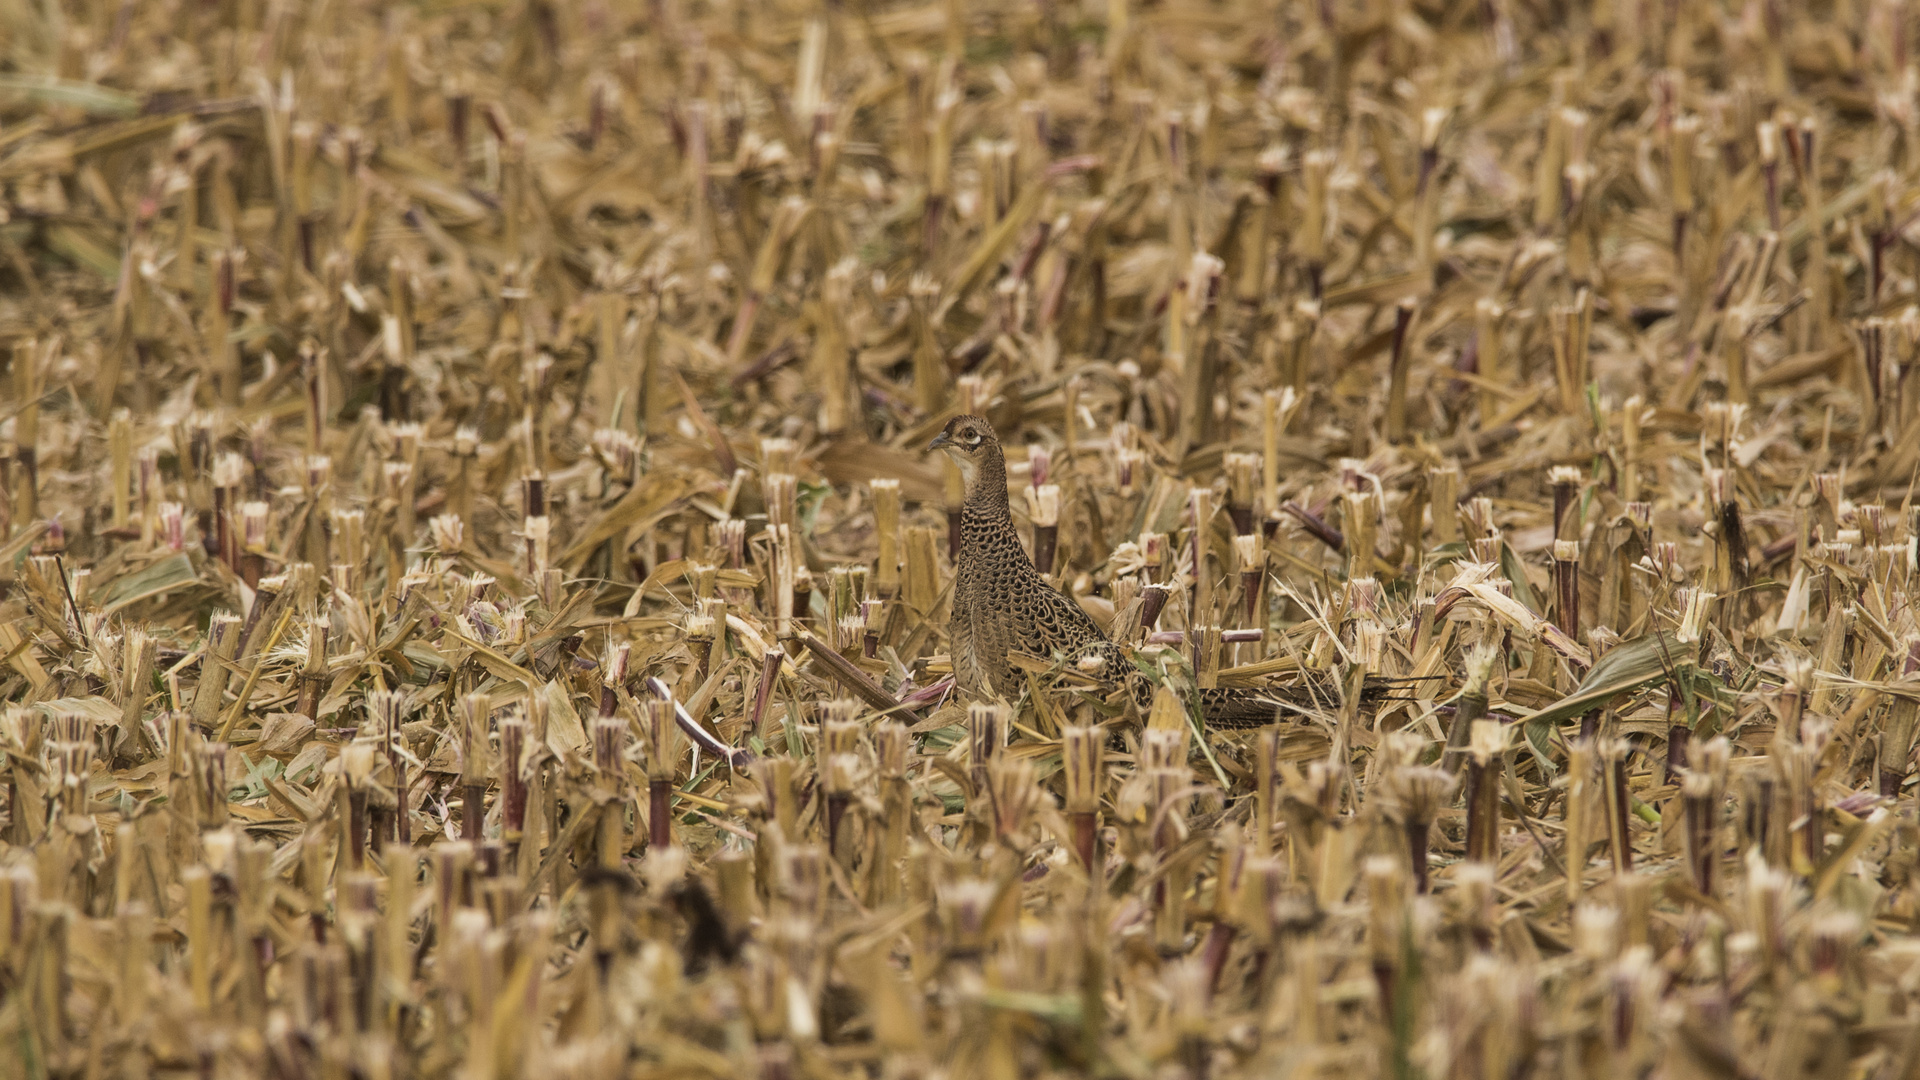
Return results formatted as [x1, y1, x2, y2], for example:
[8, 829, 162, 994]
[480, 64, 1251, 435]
[949, 566, 998, 700]
[1011, 576, 1123, 682]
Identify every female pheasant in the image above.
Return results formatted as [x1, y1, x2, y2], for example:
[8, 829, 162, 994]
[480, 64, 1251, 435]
[929, 414, 1308, 727]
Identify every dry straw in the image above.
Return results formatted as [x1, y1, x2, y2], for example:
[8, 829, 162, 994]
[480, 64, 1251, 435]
[7, 0, 1920, 1075]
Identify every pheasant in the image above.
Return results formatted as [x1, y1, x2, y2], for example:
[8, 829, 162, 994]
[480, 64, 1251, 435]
[929, 413, 1335, 728]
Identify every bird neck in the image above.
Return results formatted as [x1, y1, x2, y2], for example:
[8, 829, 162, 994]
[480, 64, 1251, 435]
[960, 444, 1011, 521]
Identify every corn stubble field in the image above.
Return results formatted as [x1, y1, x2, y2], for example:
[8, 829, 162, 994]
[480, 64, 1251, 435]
[7, 0, 1920, 1075]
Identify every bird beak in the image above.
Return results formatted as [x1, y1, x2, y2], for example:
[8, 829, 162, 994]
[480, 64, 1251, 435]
[926, 431, 954, 452]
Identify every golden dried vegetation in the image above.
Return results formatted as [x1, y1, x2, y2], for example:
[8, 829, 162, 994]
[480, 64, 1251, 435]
[5, 0, 1920, 1076]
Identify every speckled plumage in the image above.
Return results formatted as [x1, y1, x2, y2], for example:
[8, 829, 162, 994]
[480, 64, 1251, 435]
[948, 436, 1119, 700]
[933, 415, 1311, 729]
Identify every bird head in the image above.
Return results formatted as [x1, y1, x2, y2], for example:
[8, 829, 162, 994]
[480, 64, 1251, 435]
[926, 414, 997, 488]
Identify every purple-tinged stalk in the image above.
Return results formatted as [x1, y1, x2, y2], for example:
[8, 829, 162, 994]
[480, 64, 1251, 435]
[6, 343, 41, 526]
[1189, 486, 1215, 618]
[330, 508, 364, 592]
[1428, 463, 1461, 546]
[186, 413, 212, 525]
[904, 525, 941, 615]
[1775, 652, 1811, 744]
[1550, 291, 1593, 425]
[1785, 718, 1832, 875]
[1388, 763, 1454, 893]
[1234, 534, 1265, 635]
[523, 515, 550, 578]
[1745, 853, 1792, 981]
[1758, 120, 1781, 229]
[1795, 116, 1831, 344]
[748, 648, 783, 740]
[1139, 582, 1171, 634]
[1706, 467, 1749, 617]
[1457, 863, 1496, 952]
[870, 723, 912, 905]
[1364, 856, 1406, 1022]
[1142, 726, 1189, 856]
[1062, 724, 1103, 873]
[191, 614, 242, 731]
[1224, 452, 1259, 536]
[711, 518, 747, 601]
[1599, 737, 1633, 874]
[50, 719, 93, 823]
[1342, 488, 1376, 581]
[768, 523, 797, 638]
[685, 612, 714, 684]
[1199, 825, 1246, 998]
[119, 629, 156, 741]
[1413, 105, 1447, 254]
[592, 712, 627, 873]
[212, 452, 244, 572]
[1187, 624, 1223, 687]
[821, 699, 860, 861]
[925, 86, 956, 258]
[458, 692, 490, 842]
[232, 571, 284, 661]
[862, 599, 883, 659]
[1148, 765, 1193, 951]
[448, 425, 478, 528]
[1026, 477, 1061, 576]
[1669, 114, 1699, 261]
[872, 479, 901, 597]
[1114, 442, 1146, 500]
[1174, 251, 1225, 453]
[107, 410, 131, 533]
[1617, 397, 1648, 505]
[1870, 171, 1896, 304]
[1236, 144, 1285, 307]
[726, 197, 808, 364]
[1566, 738, 1598, 902]
[341, 742, 375, 871]
[966, 701, 1009, 799]
[1385, 297, 1418, 444]
[644, 695, 680, 849]
[1234, 854, 1283, 995]
[385, 462, 417, 571]
[1443, 643, 1497, 775]
[239, 500, 269, 590]
[600, 641, 629, 721]
[1465, 719, 1506, 865]
[367, 690, 407, 846]
[1664, 689, 1692, 786]
[1550, 465, 1581, 540]
[139, 448, 161, 546]
[1684, 737, 1730, 897]
[1254, 729, 1281, 857]
[1141, 532, 1168, 584]
[1554, 539, 1580, 644]
[1300, 150, 1332, 299]
[1261, 389, 1298, 535]
[498, 713, 530, 868]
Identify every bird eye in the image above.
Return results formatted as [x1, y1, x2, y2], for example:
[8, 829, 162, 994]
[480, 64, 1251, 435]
[965, 433, 982, 445]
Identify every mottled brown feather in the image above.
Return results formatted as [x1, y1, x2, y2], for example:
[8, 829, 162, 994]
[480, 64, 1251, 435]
[939, 415, 1302, 727]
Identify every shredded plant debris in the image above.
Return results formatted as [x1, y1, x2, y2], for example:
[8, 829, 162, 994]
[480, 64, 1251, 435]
[5, 0, 1920, 1076]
